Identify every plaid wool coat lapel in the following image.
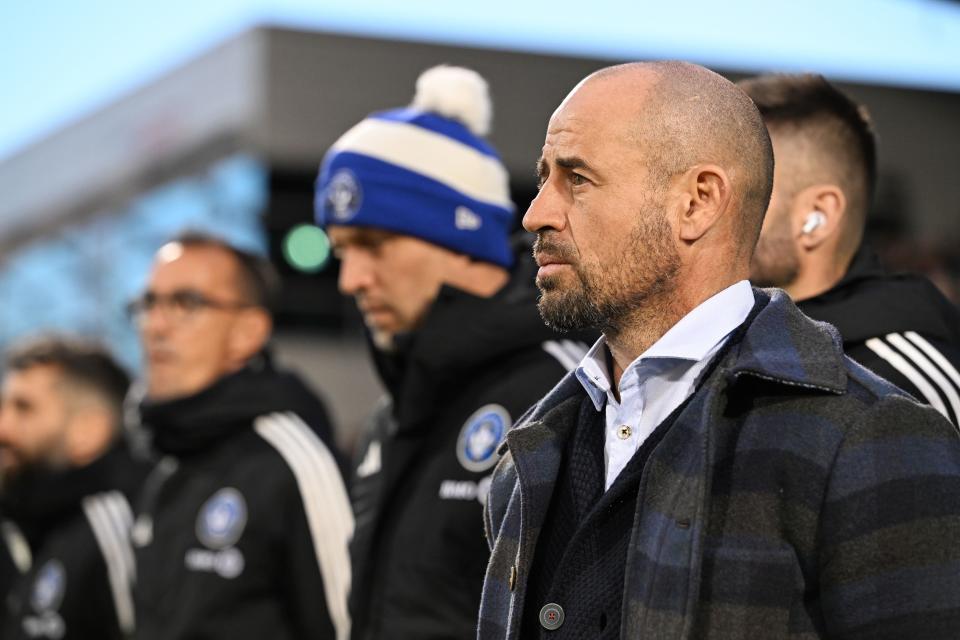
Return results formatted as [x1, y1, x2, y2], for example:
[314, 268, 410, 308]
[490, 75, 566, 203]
[479, 288, 960, 639]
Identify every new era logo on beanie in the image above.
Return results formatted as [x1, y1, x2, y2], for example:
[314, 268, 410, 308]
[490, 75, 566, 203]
[315, 65, 516, 268]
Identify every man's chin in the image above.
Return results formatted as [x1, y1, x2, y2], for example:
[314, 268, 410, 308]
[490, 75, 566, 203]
[537, 293, 597, 333]
[749, 266, 788, 289]
[0, 453, 22, 484]
[145, 377, 196, 403]
[370, 328, 398, 352]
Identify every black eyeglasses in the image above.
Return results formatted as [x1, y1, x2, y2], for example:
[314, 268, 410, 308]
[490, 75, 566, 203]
[126, 290, 253, 323]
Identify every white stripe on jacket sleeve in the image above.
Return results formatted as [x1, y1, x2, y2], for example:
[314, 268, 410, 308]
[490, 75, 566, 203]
[865, 337, 950, 418]
[254, 412, 353, 640]
[887, 332, 960, 424]
[83, 492, 136, 634]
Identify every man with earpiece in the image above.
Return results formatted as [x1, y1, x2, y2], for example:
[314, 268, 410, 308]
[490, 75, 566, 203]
[741, 73, 960, 429]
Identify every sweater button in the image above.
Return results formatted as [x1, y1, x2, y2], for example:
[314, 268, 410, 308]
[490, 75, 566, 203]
[539, 603, 565, 630]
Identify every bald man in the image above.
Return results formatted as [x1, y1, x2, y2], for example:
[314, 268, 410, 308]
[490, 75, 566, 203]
[478, 62, 960, 639]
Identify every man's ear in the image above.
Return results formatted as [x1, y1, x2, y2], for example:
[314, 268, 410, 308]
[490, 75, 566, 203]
[676, 164, 732, 243]
[792, 184, 846, 250]
[228, 308, 273, 364]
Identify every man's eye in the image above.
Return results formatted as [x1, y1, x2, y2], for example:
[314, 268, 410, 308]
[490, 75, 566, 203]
[172, 291, 207, 311]
[570, 173, 588, 186]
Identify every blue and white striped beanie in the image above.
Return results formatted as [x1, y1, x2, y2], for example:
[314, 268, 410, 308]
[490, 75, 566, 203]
[315, 65, 515, 268]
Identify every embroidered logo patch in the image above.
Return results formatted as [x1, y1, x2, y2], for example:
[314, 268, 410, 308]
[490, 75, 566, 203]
[455, 206, 482, 231]
[456, 404, 510, 472]
[31, 560, 66, 613]
[196, 488, 247, 550]
[324, 169, 363, 222]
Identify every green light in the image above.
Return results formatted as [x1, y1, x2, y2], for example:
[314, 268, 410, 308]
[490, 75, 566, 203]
[282, 224, 331, 273]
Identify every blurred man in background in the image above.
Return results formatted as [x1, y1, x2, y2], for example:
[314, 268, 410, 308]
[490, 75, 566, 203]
[316, 65, 586, 639]
[0, 336, 145, 639]
[741, 73, 960, 428]
[128, 233, 352, 640]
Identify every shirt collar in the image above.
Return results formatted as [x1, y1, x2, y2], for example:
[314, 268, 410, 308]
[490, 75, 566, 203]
[574, 280, 755, 410]
[575, 338, 614, 411]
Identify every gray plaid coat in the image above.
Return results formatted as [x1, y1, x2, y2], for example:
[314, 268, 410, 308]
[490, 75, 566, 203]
[479, 289, 960, 639]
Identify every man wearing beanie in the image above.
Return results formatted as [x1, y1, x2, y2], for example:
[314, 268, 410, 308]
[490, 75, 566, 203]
[316, 66, 587, 639]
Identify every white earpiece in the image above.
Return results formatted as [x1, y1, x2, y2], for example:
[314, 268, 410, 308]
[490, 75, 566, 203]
[801, 212, 826, 235]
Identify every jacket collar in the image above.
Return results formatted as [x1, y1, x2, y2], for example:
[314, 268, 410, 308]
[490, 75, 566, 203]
[139, 351, 328, 456]
[726, 288, 847, 394]
[507, 286, 847, 449]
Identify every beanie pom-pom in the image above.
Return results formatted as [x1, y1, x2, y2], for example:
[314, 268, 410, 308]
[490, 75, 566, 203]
[411, 65, 492, 137]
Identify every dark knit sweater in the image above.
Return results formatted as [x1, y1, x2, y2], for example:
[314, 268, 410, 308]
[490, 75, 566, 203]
[521, 394, 690, 638]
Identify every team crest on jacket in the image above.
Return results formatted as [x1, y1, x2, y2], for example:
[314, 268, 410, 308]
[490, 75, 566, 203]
[197, 487, 248, 550]
[456, 404, 510, 472]
[31, 559, 66, 613]
[324, 169, 363, 222]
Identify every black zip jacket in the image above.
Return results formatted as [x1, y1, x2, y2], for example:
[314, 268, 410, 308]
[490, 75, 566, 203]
[0, 445, 147, 640]
[349, 249, 592, 640]
[798, 247, 960, 427]
[1, 515, 25, 632]
[132, 355, 352, 640]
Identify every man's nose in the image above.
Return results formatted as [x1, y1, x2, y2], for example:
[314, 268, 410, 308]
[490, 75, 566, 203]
[337, 249, 374, 296]
[140, 301, 173, 338]
[523, 179, 568, 234]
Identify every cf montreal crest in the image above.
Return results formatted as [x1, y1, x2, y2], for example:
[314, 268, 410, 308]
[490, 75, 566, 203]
[456, 404, 511, 472]
[31, 559, 66, 613]
[196, 488, 248, 550]
[323, 169, 363, 222]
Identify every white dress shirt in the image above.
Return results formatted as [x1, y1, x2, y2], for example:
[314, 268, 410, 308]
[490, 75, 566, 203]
[574, 280, 755, 490]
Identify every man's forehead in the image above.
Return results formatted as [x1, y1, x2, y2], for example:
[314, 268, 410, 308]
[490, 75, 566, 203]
[3, 365, 60, 396]
[540, 109, 633, 169]
[544, 82, 648, 152]
[148, 245, 238, 291]
[328, 225, 396, 244]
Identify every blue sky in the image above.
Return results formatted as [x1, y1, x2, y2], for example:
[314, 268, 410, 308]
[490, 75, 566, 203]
[2, 0, 960, 162]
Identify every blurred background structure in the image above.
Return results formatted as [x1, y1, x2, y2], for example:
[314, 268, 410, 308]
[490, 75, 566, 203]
[2, 1, 960, 448]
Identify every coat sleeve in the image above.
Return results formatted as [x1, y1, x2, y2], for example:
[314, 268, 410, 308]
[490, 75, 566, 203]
[818, 395, 960, 639]
[255, 412, 354, 640]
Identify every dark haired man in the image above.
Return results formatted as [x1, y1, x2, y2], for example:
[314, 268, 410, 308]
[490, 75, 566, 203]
[129, 234, 352, 640]
[479, 61, 960, 639]
[741, 73, 960, 427]
[0, 336, 146, 639]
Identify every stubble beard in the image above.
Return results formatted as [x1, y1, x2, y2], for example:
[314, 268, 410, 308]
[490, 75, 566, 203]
[749, 213, 799, 288]
[535, 211, 681, 334]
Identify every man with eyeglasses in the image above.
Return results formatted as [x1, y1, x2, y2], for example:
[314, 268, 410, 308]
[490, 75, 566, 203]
[128, 233, 353, 640]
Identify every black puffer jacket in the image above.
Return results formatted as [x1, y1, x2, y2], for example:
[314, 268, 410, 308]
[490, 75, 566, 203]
[349, 249, 591, 640]
[799, 247, 960, 427]
[132, 355, 352, 640]
[0, 445, 147, 640]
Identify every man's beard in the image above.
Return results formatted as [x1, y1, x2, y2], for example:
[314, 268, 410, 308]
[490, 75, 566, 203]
[534, 210, 680, 333]
[750, 212, 799, 288]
